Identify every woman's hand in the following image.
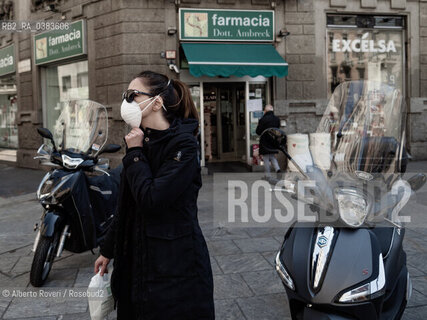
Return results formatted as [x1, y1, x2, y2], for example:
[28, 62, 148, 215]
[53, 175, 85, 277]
[125, 128, 144, 148]
[94, 255, 110, 276]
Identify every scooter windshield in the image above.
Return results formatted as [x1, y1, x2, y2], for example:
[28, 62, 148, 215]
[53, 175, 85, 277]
[285, 81, 409, 225]
[53, 100, 108, 157]
[315, 81, 406, 182]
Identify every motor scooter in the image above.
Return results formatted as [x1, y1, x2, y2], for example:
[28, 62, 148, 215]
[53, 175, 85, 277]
[265, 81, 426, 319]
[30, 100, 121, 287]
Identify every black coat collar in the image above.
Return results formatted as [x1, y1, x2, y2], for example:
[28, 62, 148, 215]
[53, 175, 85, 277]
[140, 118, 198, 145]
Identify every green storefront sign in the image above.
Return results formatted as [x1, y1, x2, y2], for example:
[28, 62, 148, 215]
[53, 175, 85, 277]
[34, 20, 86, 65]
[0, 44, 15, 76]
[179, 9, 274, 42]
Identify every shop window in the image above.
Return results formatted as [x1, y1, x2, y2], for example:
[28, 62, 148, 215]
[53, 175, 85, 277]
[0, 74, 17, 149]
[327, 15, 404, 96]
[327, 15, 357, 27]
[44, 60, 89, 136]
[0, 92, 18, 149]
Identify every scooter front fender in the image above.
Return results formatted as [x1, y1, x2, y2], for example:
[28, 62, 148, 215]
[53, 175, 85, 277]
[282, 225, 382, 304]
[40, 211, 62, 237]
[281, 224, 384, 319]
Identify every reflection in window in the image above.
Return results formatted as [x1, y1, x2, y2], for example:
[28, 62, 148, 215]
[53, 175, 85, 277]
[62, 76, 71, 92]
[327, 29, 403, 97]
[249, 83, 266, 160]
[45, 60, 89, 135]
[77, 72, 88, 88]
[0, 92, 17, 149]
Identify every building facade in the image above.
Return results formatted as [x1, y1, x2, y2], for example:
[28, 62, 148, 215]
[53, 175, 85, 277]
[1, 0, 426, 169]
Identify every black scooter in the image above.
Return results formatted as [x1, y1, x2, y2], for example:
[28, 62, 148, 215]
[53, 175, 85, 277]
[30, 119, 121, 287]
[266, 81, 427, 319]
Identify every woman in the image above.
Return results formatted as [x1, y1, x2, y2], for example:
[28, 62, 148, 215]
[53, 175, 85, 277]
[94, 71, 215, 319]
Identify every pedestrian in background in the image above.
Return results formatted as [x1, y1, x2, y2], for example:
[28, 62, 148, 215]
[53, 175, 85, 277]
[256, 104, 281, 176]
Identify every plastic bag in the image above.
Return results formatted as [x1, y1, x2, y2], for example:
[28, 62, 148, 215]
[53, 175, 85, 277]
[87, 269, 114, 320]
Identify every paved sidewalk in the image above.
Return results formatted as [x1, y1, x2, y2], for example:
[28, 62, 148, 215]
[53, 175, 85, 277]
[0, 164, 45, 199]
[0, 163, 426, 319]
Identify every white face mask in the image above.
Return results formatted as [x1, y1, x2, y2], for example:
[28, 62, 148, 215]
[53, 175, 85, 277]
[120, 95, 166, 128]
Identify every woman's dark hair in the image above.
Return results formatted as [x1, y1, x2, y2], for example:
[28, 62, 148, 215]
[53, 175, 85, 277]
[135, 70, 199, 123]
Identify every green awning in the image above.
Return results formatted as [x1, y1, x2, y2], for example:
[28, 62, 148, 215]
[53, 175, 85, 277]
[181, 43, 288, 78]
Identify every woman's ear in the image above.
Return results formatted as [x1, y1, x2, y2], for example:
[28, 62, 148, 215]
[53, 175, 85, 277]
[153, 96, 164, 112]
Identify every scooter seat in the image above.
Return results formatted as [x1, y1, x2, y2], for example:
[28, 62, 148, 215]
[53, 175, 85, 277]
[371, 226, 395, 259]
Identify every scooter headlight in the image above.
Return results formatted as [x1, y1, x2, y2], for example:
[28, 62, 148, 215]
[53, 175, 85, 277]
[61, 154, 84, 169]
[335, 188, 368, 227]
[275, 251, 295, 290]
[338, 254, 385, 303]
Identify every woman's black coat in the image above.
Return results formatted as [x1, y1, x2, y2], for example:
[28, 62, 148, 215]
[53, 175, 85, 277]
[100, 118, 214, 319]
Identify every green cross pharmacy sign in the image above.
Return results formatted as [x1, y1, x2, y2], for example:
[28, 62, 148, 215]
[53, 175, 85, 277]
[34, 20, 87, 65]
[179, 8, 274, 42]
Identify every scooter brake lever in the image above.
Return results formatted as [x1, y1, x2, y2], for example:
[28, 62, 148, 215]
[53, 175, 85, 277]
[383, 217, 403, 229]
[94, 167, 111, 176]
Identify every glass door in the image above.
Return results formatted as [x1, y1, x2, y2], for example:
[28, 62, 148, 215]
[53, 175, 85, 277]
[248, 82, 267, 164]
[218, 86, 235, 159]
[235, 85, 246, 161]
[203, 82, 246, 162]
[203, 84, 218, 162]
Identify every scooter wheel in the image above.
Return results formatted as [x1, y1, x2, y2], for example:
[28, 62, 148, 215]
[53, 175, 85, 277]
[30, 233, 59, 287]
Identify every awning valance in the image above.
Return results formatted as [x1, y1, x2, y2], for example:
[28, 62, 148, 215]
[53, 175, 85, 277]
[181, 43, 288, 78]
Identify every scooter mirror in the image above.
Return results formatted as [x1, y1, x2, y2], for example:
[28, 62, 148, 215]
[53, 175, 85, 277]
[407, 173, 426, 192]
[37, 128, 54, 140]
[37, 128, 57, 151]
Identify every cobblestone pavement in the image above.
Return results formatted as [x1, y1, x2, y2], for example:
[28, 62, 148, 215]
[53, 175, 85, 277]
[0, 163, 426, 319]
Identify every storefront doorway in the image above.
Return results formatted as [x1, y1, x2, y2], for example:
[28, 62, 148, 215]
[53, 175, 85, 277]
[203, 82, 246, 162]
[184, 74, 271, 168]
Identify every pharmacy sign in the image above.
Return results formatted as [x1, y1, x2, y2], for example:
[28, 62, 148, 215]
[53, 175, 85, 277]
[179, 8, 274, 42]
